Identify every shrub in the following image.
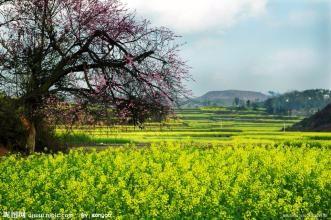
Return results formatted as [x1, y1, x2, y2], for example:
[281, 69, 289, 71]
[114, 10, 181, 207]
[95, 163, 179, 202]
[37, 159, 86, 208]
[0, 95, 26, 152]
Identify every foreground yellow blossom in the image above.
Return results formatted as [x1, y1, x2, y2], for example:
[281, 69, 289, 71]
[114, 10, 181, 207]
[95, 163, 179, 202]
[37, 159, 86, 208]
[0, 143, 330, 219]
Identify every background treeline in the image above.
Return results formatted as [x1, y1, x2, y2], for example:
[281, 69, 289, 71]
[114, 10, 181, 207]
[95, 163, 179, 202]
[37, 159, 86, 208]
[264, 89, 331, 116]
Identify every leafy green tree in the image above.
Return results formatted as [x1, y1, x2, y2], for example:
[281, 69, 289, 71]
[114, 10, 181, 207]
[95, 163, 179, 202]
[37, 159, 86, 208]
[246, 100, 251, 108]
[234, 97, 240, 107]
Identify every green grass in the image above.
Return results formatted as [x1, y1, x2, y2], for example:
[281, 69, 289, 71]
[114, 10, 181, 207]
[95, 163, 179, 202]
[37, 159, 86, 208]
[59, 133, 133, 146]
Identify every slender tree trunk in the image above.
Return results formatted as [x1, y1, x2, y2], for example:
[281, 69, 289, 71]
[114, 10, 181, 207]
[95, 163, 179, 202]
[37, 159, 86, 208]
[26, 121, 36, 153]
[20, 115, 36, 153]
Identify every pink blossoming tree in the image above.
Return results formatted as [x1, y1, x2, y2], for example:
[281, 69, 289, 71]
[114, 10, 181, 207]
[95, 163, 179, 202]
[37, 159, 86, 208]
[0, 0, 189, 153]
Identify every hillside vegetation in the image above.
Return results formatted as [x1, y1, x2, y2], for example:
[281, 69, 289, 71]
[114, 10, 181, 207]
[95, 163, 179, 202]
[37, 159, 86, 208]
[292, 104, 331, 131]
[264, 89, 331, 116]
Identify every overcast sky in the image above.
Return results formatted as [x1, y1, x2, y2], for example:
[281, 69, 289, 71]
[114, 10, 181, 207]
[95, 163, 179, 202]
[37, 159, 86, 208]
[124, 0, 331, 96]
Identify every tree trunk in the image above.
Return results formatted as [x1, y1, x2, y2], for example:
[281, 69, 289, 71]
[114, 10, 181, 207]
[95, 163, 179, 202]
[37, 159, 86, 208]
[0, 145, 9, 157]
[26, 121, 36, 153]
[20, 115, 36, 153]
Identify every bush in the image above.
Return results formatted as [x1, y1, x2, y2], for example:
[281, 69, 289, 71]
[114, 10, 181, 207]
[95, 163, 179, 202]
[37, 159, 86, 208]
[0, 95, 26, 152]
[35, 122, 65, 153]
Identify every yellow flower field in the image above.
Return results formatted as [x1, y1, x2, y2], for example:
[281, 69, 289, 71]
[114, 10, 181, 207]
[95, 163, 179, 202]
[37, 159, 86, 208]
[1, 143, 330, 219]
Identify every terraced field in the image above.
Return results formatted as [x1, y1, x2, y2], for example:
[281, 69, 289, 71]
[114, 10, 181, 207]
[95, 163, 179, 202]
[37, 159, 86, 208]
[57, 107, 331, 148]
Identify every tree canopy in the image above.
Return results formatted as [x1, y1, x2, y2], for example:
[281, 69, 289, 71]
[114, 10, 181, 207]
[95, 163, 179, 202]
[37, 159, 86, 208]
[0, 0, 189, 152]
[264, 89, 331, 116]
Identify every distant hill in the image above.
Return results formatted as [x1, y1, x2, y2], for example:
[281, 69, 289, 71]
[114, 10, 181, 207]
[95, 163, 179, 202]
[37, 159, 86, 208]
[198, 90, 268, 102]
[182, 90, 268, 107]
[291, 103, 331, 131]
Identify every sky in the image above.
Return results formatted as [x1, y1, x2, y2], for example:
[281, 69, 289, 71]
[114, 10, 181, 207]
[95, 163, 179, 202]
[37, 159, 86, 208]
[124, 0, 331, 96]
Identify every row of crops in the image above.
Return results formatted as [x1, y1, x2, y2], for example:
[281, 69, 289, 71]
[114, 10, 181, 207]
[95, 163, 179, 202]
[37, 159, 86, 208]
[56, 108, 331, 148]
[1, 143, 330, 218]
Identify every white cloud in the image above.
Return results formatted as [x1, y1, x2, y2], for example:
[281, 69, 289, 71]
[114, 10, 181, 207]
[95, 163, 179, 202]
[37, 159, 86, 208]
[253, 48, 319, 77]
[288, 10, 320, 27]
[124, 0, 268, 33]
[267, 5, 329, 29]
[266, 10, 319, 28]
